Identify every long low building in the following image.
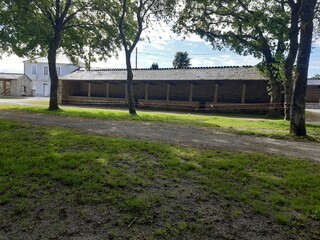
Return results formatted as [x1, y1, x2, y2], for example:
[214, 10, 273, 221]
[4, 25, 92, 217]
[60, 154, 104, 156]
[0, 73, 33, 97]
[306, 78, 320, 108]
[59, 66, 319, 112]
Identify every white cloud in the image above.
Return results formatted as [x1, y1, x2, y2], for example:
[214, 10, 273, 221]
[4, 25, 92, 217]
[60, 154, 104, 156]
[0, 55, 26, 73]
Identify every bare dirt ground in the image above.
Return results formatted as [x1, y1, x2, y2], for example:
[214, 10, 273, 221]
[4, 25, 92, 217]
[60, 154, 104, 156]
[0, 102, 319, 162]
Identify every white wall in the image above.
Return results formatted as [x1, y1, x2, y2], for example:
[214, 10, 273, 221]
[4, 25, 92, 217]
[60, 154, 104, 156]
[24, 62, 79, 97]
[308, 79, 320, 86]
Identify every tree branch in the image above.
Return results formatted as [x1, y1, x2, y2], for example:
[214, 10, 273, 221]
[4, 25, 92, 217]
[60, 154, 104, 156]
[35, 1, 55, 27]
[119, 0, 129, 52]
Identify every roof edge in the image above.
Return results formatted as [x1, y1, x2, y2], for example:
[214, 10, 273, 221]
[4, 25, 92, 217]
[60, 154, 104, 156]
[83, 65, 255, 72]
[0, 72, 24, 75]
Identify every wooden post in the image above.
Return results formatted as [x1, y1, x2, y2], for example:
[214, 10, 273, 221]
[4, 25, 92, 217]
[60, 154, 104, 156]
[241, 83, 247, 104]
[58, 80, 62, 104]
[106, 83, 109, 98]
[214, 83, 219, 103]
[3, 80, 7, 96]
[166, 83, 170, 101]
[189, 83, 194, 102]
[145, 83, 149, 101]
[88, 82, 91, 98]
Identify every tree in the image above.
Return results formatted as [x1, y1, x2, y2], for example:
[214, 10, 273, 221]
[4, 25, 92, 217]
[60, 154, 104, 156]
[311, 74, 320, 78]
[283, 0, 300, 120]
[151, 62, 159, 69]
[174, 0, 292, 118]
[290, 0, 318, 136]
[1, 0, 120, 110]
[0, 0, 32, 56]
[172, 51, 191, 69]
[118, 0, 170, 115]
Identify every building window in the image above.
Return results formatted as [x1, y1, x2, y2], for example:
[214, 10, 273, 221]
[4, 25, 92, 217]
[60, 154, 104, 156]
[44, 66, 49, 75]
[57, 67, 61, 76]
[32, 65, 37, 75]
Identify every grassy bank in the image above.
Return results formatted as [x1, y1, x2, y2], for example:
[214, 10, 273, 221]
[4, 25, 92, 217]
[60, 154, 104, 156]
[0, 119, 319, 239]
[1, 104, 320, 141]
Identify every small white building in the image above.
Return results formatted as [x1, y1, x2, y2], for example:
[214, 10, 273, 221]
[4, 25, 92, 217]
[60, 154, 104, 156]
[24, 56, 83, 97]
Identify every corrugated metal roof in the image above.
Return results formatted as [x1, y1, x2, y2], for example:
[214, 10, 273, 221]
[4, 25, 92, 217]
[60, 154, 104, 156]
[61, 66, 269, 81]
[0, 73, 25, 80]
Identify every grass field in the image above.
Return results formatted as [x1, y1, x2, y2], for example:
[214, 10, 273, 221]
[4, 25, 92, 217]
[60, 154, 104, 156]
[0, 119, 319, 239]
[1, 104, 320, 141]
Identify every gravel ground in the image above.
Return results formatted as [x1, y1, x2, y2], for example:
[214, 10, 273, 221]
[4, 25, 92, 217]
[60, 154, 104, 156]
[0, 109, 319, 162]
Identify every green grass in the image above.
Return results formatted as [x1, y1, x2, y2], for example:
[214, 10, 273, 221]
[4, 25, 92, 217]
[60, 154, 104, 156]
[0, 119, 320, 237]
[1, 104, 320, 141]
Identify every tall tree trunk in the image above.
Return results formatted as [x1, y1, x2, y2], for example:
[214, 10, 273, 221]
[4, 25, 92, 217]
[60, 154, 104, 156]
[290, 0, 317, 136]
[284, 1, 300, 121]
[125, 50, 137, 115]
[258, 34, 284, 119]
[118, 0, 145, 115]
[284, 73, 293, 120]
[48, 31, 61, 111]
[268, 79, 283, 118]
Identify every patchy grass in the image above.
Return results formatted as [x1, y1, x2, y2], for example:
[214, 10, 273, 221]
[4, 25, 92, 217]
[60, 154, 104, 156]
[1, 104, 320, 141]
[0, 119, 319, 239]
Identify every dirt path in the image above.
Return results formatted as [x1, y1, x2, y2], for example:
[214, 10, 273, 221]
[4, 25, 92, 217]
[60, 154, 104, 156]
[0, 110, 319, 162]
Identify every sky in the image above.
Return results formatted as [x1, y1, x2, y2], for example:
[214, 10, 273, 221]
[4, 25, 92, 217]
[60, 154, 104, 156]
[1, 25, 320, 77]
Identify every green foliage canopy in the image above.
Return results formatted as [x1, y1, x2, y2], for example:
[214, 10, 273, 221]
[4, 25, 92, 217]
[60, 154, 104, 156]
[172, 51, 191, 69]
[151, 62, 159, 69]
[0, 0, 121, 64]
[174, 0, 293, 81]
[1, 0, 123, 110]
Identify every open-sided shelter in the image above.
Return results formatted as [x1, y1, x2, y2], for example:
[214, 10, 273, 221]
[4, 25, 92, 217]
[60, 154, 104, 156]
[60, 66, 273, 112]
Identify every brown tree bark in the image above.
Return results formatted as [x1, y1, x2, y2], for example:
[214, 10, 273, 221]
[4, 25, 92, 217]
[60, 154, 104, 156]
[257, 31, 284, 119]
[283, 0, 300, 121]
[119, 0, 137, 115]
[125, 50, 137, 115]
[290, 0, 317, 136]
[268, 79, 283, 118]
[48, 29, 62, 111]
[46, 0, 72, 111]
[118, 0, 153, 115]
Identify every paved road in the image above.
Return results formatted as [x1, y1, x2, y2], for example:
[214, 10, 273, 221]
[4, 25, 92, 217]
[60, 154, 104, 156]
[0, 110, 319, 162]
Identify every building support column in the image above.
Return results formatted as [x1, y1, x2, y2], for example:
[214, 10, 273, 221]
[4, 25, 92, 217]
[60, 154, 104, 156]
[145, 83, 149, 101]
[214, 83, 219, 103]
[58, 80, 62, 104]
[189, 83, 194, 102]
[166, 83, 170, 101]
[3, 80, 7, 96]
[88, 82, 91, 98]
[241, 83, 247, 104]
[106, 83, 109, 98]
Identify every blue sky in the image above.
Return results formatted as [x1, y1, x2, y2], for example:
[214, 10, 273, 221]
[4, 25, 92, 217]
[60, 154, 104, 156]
[1, 28, 320, 77]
